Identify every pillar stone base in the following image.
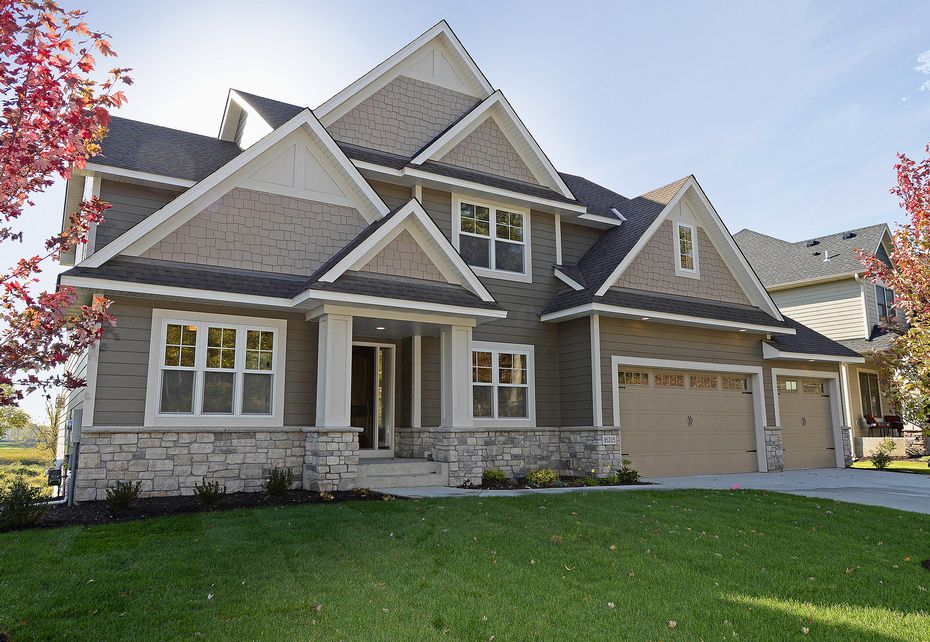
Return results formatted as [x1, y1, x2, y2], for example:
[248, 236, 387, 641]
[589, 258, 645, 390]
[302, 428, 359, 491]
[764, 426, 784, 472]
[840, 426, 853, 467]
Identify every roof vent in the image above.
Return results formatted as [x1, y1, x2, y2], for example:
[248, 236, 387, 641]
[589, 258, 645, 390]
[806, 239, 820, 247]
[823, 250, 833, 262]
[842, 231, 857, 240]
[812, 251, 821, 256]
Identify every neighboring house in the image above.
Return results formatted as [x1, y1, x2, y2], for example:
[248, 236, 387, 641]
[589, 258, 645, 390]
[735, 224, 915, 457]
[58, 21, 864, 500]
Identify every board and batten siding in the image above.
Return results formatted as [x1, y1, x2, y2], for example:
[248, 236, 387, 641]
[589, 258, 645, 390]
[92, 297, 317, 427]
[771, 278, 865, 341]
[96, 180, 182, 250]
[598, 318, 772, 424]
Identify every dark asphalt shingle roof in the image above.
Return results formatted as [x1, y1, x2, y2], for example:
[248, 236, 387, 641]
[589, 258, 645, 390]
[232, 90, 305, 128]
[768, 317, 863, 358]
[416, 160, 578, 204]
[734, 224, 889, 288]
[96, 117, 242, 182]
[836, 326, 898, 355]
[338, 142, 411, 170]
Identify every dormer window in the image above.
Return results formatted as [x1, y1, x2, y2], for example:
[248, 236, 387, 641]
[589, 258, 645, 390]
[674, 222, 699, 277]
[453, 195, 531, 282]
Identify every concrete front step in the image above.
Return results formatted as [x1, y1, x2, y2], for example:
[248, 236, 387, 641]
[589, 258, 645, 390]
[357, 457, 449, 488]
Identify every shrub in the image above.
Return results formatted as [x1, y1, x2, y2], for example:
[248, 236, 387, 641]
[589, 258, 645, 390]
[482, 468, 508, 487]
[318, 491, 335, 502]
[353, 487, 370, 497]
[526, 467, 559, 487]
[870, 439, 896, 470]
[105, 480, 142, 512]
[0, 476, 46, 529]
[612, 459, 641, 485]
[193, 479, 227, 508]
[263, 467, 295, 497]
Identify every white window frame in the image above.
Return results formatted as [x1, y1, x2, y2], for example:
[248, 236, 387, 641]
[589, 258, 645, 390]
[452, 194, 532, 283]
[471, 341, 536, 427]
[673, 221, 700, 278]
[144, 309, 287, 428]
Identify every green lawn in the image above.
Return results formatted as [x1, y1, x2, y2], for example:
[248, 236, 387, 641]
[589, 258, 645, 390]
[852, 457, 930, 475]
[0, 444, 51, 493]
[2, 491, 929, 641]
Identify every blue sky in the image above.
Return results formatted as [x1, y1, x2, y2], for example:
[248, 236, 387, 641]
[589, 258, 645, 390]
[6, 0, 930, 418]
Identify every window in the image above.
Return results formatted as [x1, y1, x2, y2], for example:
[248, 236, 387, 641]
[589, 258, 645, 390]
[455, 197, 529, 279]
[859, 372, 882, 418]
[778, 379, 798, 393]
[802, 380, 824, 395]
[619, 370, 649, 386]
[472, 343, 534, 422]
[722, 376, 749, 391]
[146, 310, 286, 426]
[876, 285, 894, 320]
[655, 372, 685, 387]
[674, 222, 698, 276]
[690, 374, 718, 390]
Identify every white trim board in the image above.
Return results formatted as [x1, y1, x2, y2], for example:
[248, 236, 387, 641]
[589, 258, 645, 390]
[83, 163, 196, 189]
[770, 367, 845, 468]
[409, 91, 575, 200]
[762, 342, 864, 364]
[315, 20, 493, 124]
[80, 109, 390, 269]
[609, 355, 768, 472]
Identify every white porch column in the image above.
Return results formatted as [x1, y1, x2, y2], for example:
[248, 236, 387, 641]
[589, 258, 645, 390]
[440, 324, 473, 428]
[315, 313, 353, 429]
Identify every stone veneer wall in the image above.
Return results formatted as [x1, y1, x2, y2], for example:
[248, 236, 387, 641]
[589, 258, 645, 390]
[439, 118, 539, 185]
[303, 429, 360, 492]
[840, 426, 853, 466]
[431, 427, 623, 486]
[75, 430, 306, 501]
[763, 426, 784, 472]
[395, 428, 436, 460]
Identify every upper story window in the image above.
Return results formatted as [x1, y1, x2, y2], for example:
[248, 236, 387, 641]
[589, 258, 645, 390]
[876, 285, 894, 320]
[145, 310, 287, 427]
[453, 195, 531, 283]
[674, 222, 699, 277]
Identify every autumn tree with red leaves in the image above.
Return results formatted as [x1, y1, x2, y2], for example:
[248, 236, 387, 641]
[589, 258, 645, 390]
[859, 143, 930, 438]
[0, 0, 130, 405]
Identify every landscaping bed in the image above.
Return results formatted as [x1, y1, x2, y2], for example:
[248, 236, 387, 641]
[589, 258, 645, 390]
[465, 464, 647, 490]
[464, 476, 650, 491]
[16, 488, 391, 531]
[852, 456, 930, 475]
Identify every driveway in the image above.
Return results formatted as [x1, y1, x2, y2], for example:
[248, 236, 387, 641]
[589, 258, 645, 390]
[381, 469, 930, 514]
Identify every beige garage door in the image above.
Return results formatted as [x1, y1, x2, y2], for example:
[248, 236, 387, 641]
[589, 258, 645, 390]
[617, 368, 759, 477]
[778, 377, 836, 470]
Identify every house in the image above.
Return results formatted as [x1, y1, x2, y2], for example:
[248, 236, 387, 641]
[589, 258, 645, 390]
[57, 21, 865, 500]
[735, 224, 916, 457]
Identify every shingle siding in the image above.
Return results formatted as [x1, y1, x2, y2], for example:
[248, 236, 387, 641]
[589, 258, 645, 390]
[613, 221, 750, 305]
[142, 187, 369, 276]
[327, 75, 479, 158]
[439, 118, 539, 185]
[360, 230, 446, 282]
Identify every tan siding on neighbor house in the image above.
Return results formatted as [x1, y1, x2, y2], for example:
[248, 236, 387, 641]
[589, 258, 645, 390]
[598, 318, 765, 425]
[327, 75, 479, 157]
[613, 221, 750, 305]
[771, 278, 865, 341]
[96, 180, 181, 250]
[142, 187, 369, 276]
[360, 230, 446, 282]
[93, 297, 316, 427]
[439, 118, 538, 185]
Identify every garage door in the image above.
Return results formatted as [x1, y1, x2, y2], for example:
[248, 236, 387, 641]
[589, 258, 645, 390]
[777, 377, 836, 470]
[617, 367, 759, 477]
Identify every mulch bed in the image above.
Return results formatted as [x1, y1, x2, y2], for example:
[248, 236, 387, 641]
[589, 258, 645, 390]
[463, 477, 650, 491]
[14, 489, 392, 531]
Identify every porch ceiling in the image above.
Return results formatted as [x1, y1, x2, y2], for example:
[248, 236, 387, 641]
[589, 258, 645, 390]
[353, 315, 442, 338]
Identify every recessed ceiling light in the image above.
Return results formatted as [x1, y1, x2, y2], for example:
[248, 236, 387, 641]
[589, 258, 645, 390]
[739, 329, 747, 332]
[375, 326, 386, 331]
[641, 317, 650, 321]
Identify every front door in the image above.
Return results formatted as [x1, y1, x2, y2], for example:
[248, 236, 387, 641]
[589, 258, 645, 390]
[351, 344, 394, 454]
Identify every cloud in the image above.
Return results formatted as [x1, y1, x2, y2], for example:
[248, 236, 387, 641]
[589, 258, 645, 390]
[918, 49, 930, 90]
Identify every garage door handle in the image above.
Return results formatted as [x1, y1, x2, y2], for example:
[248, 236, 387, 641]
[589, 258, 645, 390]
[746, 449, 757, 453]
[802, 417, 807, 426]
[826, 447, 835, 450]
[687, 415, 693, 427]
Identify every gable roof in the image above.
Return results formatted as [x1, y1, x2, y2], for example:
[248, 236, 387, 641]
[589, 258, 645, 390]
[92, 116, 242, 182]
[315, 20, 493, 124]
[734, 223, 890, 289]
[81, 109, 391, 268]
[230, 90, 305, 129]
[409, 91, 575, 199]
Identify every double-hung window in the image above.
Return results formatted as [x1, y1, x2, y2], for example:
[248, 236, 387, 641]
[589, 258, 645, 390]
[876, 285, 894, 320]
[146, 310, 286, 427]
[674, 222, 699, 277]
[455, 196, 529, 280]
[471, 342, 535, 424]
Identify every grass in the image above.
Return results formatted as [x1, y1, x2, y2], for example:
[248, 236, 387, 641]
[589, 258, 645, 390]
[852, 457, 930, 475]
[1, 490, 929, 641]
[0, 444, 51, 493]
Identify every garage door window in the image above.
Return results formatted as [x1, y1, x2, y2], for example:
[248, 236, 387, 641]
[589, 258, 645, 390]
[722, 376, 749, 391]
[619, 370, 649, 386]
[655, 372, 685, 387]
[690, 374, 718, 390]
[802, 380, 824, 395]
[778, 379, 798, 393]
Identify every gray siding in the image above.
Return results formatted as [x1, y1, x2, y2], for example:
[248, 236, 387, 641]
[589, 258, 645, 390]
[558, 317, 592, 426]
[560, 221, 602, 266]
[421, 336, 441, 427]
[65, 349, 89, 416]
[96, 180, 181, 249]
[598, 318, 766, 425]
[93, 297, 317, 426]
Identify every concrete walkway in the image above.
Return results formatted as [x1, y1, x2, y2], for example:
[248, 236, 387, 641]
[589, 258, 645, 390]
[375, 468, 930, 514]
